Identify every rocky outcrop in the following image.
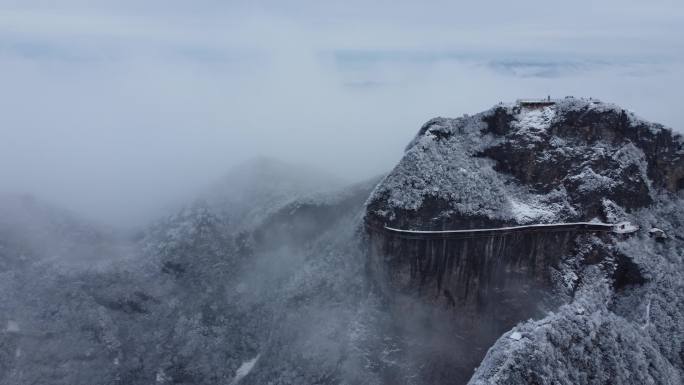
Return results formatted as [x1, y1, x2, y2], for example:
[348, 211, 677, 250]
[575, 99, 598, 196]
[366, 98, 681, 300]
[364, 97, 684, 384]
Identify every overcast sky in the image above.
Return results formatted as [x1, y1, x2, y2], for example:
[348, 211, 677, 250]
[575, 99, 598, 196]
[1, 1, 683, 226]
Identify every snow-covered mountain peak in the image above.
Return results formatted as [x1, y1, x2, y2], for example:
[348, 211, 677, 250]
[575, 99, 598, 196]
[368, 97, 684, 230]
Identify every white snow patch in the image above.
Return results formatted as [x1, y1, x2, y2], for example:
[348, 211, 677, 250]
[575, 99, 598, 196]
[641, 298, 652, 330]
[509, 331, 522, 341]
[235, 282, 248, 294]
[513, 106, 556, 142]
[567, 167, 616, 193]
[5, 320, 19, 332]
[230, 354, 260, 384]
[560, 269, 579, 291]
[155, 368, 168, 383]
[509, 199, 556, 223]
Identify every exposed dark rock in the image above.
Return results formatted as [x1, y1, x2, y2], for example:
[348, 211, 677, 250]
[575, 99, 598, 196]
[612, 251, 646, 290]
[364, 97, 684, 384]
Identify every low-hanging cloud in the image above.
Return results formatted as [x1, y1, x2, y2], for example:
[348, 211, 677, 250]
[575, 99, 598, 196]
[0, 1, 682, 226]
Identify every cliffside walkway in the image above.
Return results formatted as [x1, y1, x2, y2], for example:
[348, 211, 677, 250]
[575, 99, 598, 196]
[382, 221, 637, 240]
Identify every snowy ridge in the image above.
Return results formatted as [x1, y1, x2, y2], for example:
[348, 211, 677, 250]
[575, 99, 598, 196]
[369, 112, 509, 221]
[230, 355, 259, 385]
[367, 96, 682, 229]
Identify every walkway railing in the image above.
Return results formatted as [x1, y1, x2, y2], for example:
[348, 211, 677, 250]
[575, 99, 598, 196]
[376, 221, 637, 240]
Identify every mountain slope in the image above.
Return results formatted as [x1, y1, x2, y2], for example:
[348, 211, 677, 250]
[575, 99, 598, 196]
[365, 97, 684, 384]
[202, 157, 345, 230]
[2, 98, 683, 385]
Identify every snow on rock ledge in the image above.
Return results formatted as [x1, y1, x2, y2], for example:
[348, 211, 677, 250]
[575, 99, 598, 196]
[367, 97, 684, 231]
[363, 97, 681, 309]
[363, 97, 684, 384]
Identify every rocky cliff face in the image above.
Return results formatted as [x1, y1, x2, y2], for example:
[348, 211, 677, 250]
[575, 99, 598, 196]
[366, 99, 662, 308]
[365, 97, 684, 384]
[367, 98, 683, 228]
[2, 99, 682, 385]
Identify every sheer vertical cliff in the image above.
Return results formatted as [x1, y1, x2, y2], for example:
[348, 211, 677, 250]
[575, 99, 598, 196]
[364, 97, 684, 384]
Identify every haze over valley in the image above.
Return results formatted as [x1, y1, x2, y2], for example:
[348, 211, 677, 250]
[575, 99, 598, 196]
[1, 2, 683, 385]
